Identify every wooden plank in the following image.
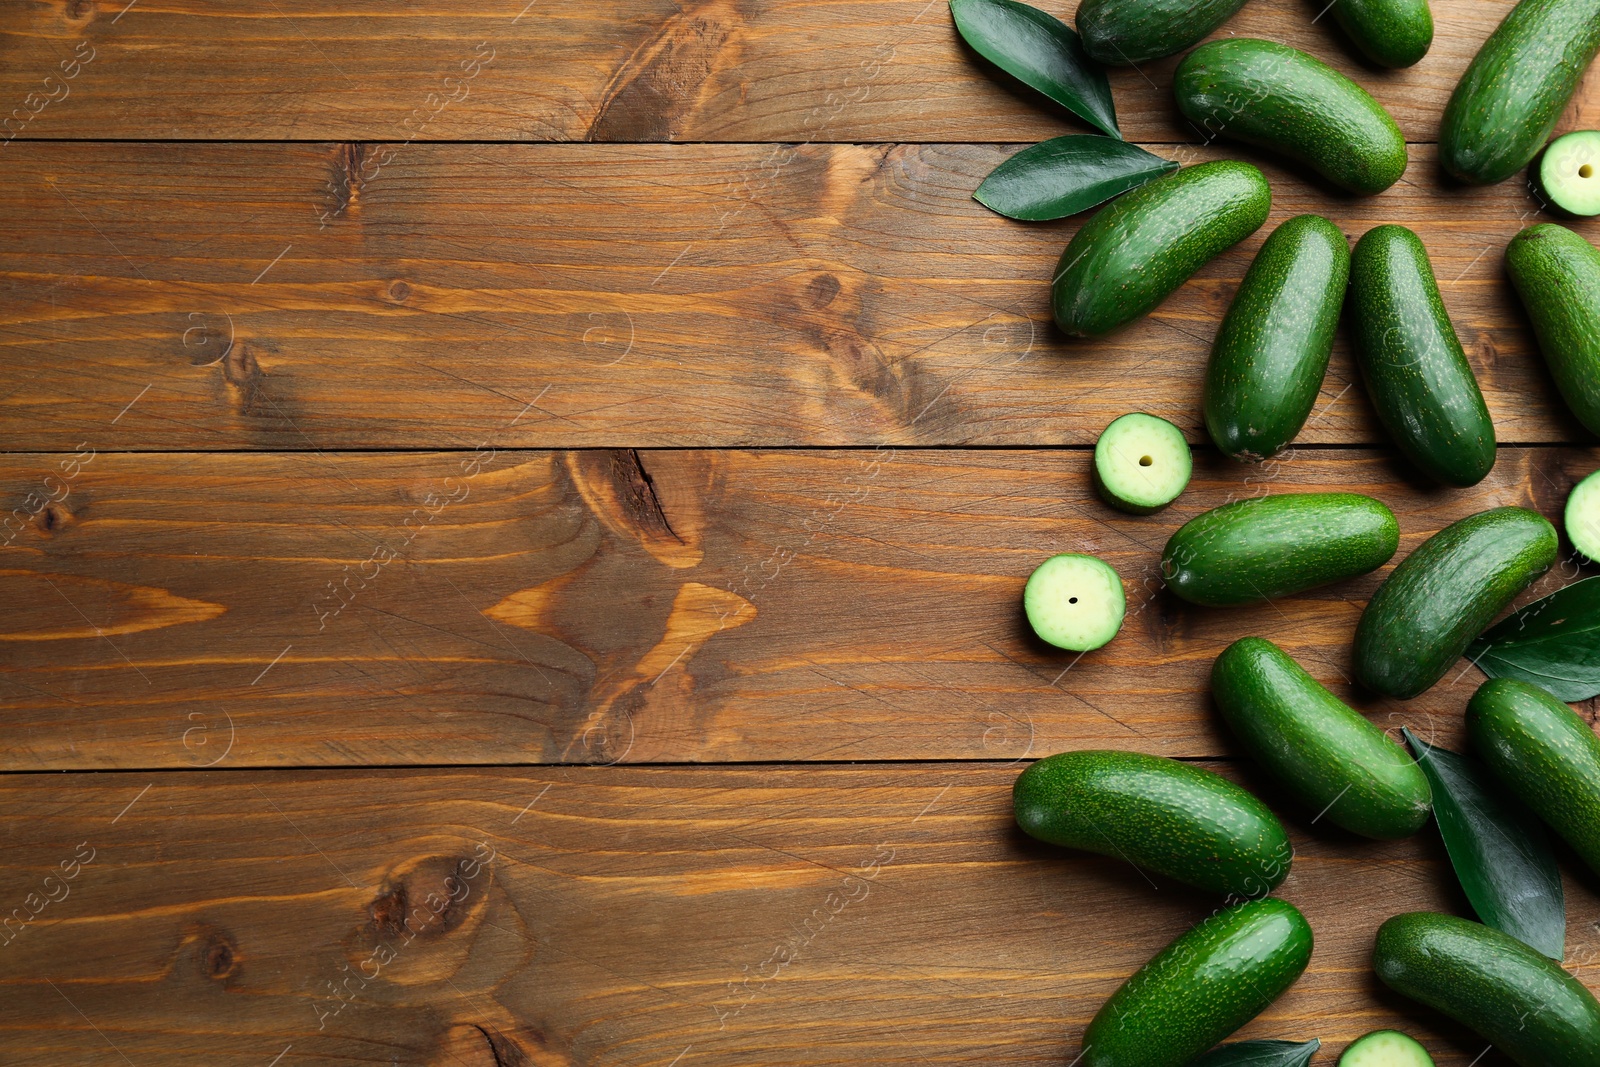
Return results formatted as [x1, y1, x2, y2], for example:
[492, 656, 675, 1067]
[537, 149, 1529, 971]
[2, 142, 1597, 452]
[0, 0, 1596, 143]
[0, 763, 1593, 1064]
[3, 446, 1595, 770]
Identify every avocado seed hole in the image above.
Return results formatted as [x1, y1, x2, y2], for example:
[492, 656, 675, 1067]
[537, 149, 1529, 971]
[1138, 455, 1153, 466]
[1582, 164, 1595, 179]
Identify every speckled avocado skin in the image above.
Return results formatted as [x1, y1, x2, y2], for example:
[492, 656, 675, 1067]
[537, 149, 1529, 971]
[1213, 637, 1431, 840]
[1205, 214, 1349, 460]
[1329, 0, 1434, 68]
[1162, 492, 1399, 607]
[1174, 39, 1408, 195]
[1052, 161, 1270, 339]
[1506, 224, 1600, 436]
[1467, 677, 1600, 877]
[1374, 913, 1600, 1067]
[1353, 507, 1557, 699]
[1349, 225, 1495, 487]
[1439, 0, 1600, 185]
[1076, 0, 1249, 65]
[1082, 898, 1313, 1067]
[1012, 750, 1293, 897]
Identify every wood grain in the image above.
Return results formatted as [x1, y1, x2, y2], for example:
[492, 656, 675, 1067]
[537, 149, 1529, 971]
[2, 142, 1597, 451]
[1, 763, 1595, 1065]
[3, 446, 1595, 771]
[0, 0, 1596, 144]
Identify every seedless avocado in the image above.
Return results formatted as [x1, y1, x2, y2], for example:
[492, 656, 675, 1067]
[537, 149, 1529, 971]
[1353, 507, 1557, 699]
[1439, 0, 1600, 185]
[1467, 678, 1600, 878]
[1349, 225, 1495, 487]
[1076, 0, 1250, 65]
[1212, 637, 1431, 839]
[1567, 469, 1600, 560]
[1339, 1031, 1434, 1067]
[1373, 912, 1600, 1066]
[1205, 215, 1349, 461]
[1329, 0, 1434, 68]
[1162, 493, 1399, 607]
[1173, 39, 1408, 195]
[1024, 554, 1125, 652]
[1505, 224, 1600, 437]
[1082, 898, 1313, 1067]
[1538, 131, 1600, 216]
[1013, 750, 1293, 897]
[1053, 161, 1271, 339]
[1094, 413, 1191, 513]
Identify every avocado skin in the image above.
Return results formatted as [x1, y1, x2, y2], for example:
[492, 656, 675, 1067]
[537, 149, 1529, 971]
[1205, 214, 1349, 461]
[1506, 224, 1600, 437]
[1076, 0, 1248, 65]
[1349, 225, 1496, 487]
[1353, 507, 1557, 699]
[1162, 492, 1399, 607]
[1052, 160, 1270, 339]
[1174, 38, 1408, 195]
[1374, 912, 1600, 1067]
[1082, 898, 1313, 1067]
[1439, 0, 1600, 185]
[1467, 677, 1600, 878]
[1013, 750, 1292, 898]
[1213, 637, 1431, 840]
[1329, 0, 1434, 67]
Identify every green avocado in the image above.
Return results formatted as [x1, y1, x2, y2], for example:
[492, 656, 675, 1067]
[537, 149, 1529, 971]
[1213, 637, 1431, 839]
[1083, 898, 1314, 1067]
[1053, 160, 1270, 339]
[1205, 214, 1350, 461]
[1353, 507, 1557, 699]
[1374, 912, 1600, 1066]
[1174, 38, 1408, 195]
[1013, 749, 1293, 897]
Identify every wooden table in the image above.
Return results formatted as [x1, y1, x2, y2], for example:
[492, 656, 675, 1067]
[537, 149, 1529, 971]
[1, 2, 1598, 1063]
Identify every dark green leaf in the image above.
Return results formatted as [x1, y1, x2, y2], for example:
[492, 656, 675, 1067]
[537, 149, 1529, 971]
[1467, 576, 1600, 701]
[949, 0, 1121, 139]
[975, 135, 1177, 220]
[1189, 1040, 1320, 1067]
[1404, 728, 1565, 959]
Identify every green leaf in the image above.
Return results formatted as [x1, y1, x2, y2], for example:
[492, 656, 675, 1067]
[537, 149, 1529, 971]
[1189, 1040, 1320, 1067]
[1403, 728, 1565, 959]
[949, 0, 1121, 139]
[975, 135, 1177, 220]
[1467, 576, 1600, 701]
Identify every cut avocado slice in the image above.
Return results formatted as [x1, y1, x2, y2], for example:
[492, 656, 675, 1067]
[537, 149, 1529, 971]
[1023, 554, 1125, 652]
[1093, 412, 1192, 514]
[1540, 131, 1600, 217]
[1566, 468, 1600, 560]
[1339, 1030, 1435, 1067]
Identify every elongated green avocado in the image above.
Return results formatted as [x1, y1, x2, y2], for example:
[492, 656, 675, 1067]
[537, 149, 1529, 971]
[1330, 0, 1434, 68]
[1213, 637, 1431, 839]
[1076, 0, 1249, 65]
[1349, 225, 1496, 487]
[1082, 898, 1313, 1067]
[1467, 677, 1600, 878]
[1506, 224, 1600, 437]
[1013, 750, 1292, 897]
[1053, 160, 1271, 339]
[1174, 39, 1408, 195]
[1374, 912, 1600, 1066]
[1439, 0, 1600, 185]
[1353, 507, 1557, 699]
[1162, 493, 1399, 607]
[1205, 215, 1350, 461]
